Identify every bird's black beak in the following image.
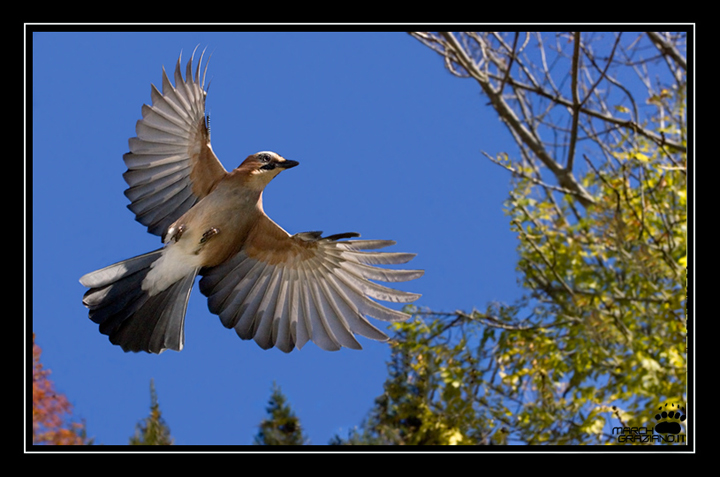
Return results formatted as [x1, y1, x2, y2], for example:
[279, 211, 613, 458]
[278, 159, 299, 169]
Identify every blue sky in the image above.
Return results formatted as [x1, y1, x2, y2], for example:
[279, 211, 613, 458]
[31, 31, 523, 446]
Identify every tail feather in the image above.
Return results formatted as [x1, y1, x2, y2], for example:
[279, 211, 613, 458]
[80, 249, 160, 288]
[81, 249, 198, 354]
[109, 272, 196, 353]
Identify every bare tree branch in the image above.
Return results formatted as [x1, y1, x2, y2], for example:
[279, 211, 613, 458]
[566, 32, 582, 173]
[484, 151, 593, 200]
[647, 31, 687, 71]
[408, 31, 687, 206]
[436, 31, 596, 207]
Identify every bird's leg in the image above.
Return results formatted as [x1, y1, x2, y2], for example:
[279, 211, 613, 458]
[200, 227, 220, 244]
[170, 223, 186, 243]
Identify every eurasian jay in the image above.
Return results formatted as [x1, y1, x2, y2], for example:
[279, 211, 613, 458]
[80, 49, 423, 354]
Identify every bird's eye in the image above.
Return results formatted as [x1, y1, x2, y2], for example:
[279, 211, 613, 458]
[258, 153, 271, 163]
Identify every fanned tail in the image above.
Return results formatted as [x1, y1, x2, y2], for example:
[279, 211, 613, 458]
[80, 249, 198, 353]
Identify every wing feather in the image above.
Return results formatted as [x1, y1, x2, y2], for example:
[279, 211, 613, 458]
[225, 259, 272, 334]
[340, 259, 425, 283]
[334, 266, 421, 303]
[335, 240, 397, 250]
[301, 261, 343, 351]
[233, 257, 285, 341]
[294, 266, 314, 349]
[199, 216, 423, 352]
[149, 84, 193, 129]
[139, 104, 190, 136]
[123, 49, 227, 238]
[308, 264, 362, 350]
[334, 249, 418, 265]
[272, 269, 294, 352]
[252, 265, 286, 349]
[323, 273, 389, 341]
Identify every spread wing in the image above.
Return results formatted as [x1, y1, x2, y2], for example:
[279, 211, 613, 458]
[198, 215, 424, 352]
[122, 47, 227, 239]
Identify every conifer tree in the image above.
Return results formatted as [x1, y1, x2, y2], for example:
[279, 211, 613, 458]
[254, 382, 307, 445]
[129, 379, 174, 445]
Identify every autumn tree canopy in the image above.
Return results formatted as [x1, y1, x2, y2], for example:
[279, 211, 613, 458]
[32, 334, 87, 445]
[334, 31, 688, 445]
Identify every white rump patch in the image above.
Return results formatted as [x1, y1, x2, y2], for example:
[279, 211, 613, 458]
[142, 243, 202, 296]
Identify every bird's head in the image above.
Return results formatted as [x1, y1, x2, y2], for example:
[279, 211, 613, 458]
[236, 151, 299, 189]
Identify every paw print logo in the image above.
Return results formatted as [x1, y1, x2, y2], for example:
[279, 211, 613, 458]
[654, 402, 686, 435]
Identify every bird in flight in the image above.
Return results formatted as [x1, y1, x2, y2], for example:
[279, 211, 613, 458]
[80, 48, 423, 354]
